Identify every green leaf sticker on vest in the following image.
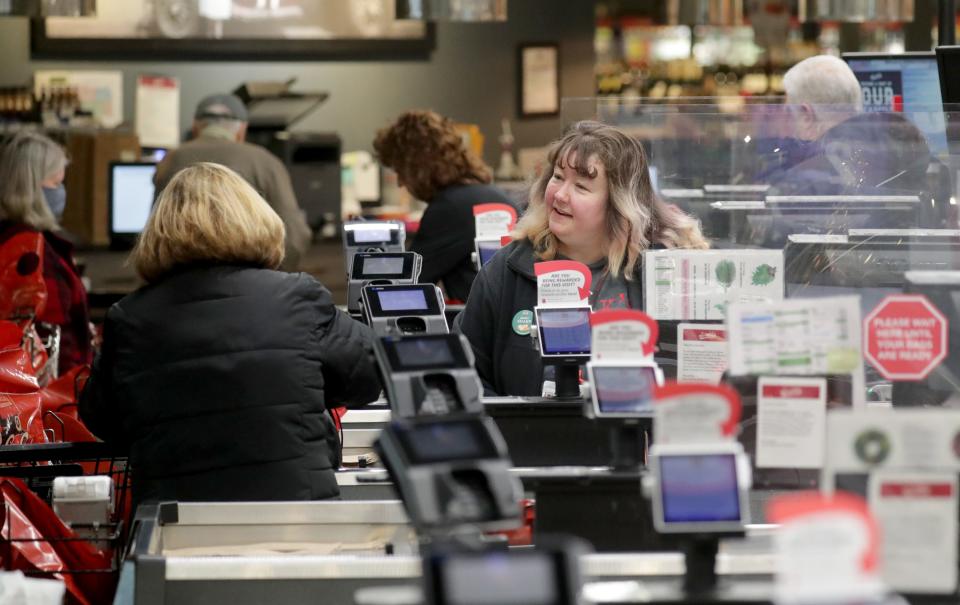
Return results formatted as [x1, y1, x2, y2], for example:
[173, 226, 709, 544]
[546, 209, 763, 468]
[512, 310, 534, 336]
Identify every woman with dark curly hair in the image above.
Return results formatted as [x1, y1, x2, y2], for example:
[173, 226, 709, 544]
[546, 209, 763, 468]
[374, 110, 515, 302]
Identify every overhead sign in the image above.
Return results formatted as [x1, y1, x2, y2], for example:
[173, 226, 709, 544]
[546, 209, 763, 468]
[864, 294, 948, 381]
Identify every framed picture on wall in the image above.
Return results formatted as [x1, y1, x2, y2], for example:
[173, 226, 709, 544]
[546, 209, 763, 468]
[518, 43, 560, 118]
[31, 0, 435, 61]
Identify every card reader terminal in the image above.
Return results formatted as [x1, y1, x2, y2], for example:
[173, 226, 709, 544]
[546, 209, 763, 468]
[375, 414, 522, 531]
[587, 361, 664, 418]
[363, 283, 448, 336]
[373, 334, 483, 418]
[342, 220, 405, 275]
[533, 305, 592, 399]
[347, 251, 421, 313]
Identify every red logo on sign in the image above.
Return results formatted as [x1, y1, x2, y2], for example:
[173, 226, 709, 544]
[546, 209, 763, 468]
[864, 295, 948, 381]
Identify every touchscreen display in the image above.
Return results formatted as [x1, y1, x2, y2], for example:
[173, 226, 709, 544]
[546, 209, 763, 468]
[406, 421, 494, 464]
[362, 255, 405, 275]
[477, 241, 502, 266]
[539, 308, 591, 355]
[594, 366, 657, 414]
[377, 288, 429, 312]
[441, 553, 559, 605]
[352, 227, 392, 243]
[111, 164, 156, 234]
[392, 338, 456, 368]
[659, 454, 741, 524]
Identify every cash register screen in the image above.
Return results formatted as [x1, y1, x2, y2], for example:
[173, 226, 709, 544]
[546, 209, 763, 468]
[843, 53, 947, 155]
[659, 453, 741, 524]
[363, 256, 405, 275]
[405, 421, 497, 464]
[377, 288, 428, 312]
[538, 308, 592, 355]
[594, 366, 658, 414]
[440, 553, 559, 605]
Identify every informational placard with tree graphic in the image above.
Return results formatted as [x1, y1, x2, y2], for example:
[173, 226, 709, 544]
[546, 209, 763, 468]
[642, 250, 784, 320]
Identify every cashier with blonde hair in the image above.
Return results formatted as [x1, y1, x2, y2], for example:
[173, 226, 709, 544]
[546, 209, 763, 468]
[457, 121, 708, 396]
[80, 162, 381, 505]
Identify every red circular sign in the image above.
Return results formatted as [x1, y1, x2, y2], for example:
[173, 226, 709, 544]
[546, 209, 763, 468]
[864, 295, 948, 381]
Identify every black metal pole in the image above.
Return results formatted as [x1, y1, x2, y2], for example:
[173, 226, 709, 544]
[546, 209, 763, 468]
[940, 0, 956, 46]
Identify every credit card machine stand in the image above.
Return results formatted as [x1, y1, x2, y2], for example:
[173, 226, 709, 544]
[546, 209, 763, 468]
[532, 306, 592, 400]
[347, 251, 422, 314]
[362, 284, 449, 337]
[375, 414, 523, 547]
[584, 361, 665, 470]
[373, 334, 483, 418]
[643, 442, 751, 598]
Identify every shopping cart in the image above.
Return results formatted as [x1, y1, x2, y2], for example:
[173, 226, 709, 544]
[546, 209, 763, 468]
[0, 441, 130, 603]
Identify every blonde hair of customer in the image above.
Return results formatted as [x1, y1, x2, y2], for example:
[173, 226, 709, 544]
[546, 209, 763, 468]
[133, 162, 285, 283]
[0, 132, 65, 231]
[513, 121, 708, 279]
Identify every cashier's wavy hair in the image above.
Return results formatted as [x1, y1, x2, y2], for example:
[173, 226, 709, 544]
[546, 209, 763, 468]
[513, 121, 709, 279]
[374, 110, 492, 201]
[0, 132, 65, 231]
[132, 163, 285, 283]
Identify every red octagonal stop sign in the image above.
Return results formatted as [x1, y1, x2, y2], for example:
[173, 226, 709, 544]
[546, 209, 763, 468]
[864, 295, 949, 381]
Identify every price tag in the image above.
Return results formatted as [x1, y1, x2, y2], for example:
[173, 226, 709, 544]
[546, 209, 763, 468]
[473, 203, 517, 239]
[535, 261, 591, 306]
[652, 382, 741, 445]
[590, 310, 658, 360]
[768, 492, 884, 604]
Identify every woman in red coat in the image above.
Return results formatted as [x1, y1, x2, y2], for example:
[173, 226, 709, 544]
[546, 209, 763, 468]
[0, 132, 92, 374]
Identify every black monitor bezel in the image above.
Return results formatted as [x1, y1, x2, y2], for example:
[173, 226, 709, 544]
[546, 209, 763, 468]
[108, 161, 157, 249]
[345, 223, 402, 247]
[379, 334, 472, 372]
[351, 252, 417, 280]
[364, 284, 442, 318]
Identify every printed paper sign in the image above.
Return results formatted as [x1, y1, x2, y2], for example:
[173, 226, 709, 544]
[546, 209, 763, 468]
[590, 310, 658, 360]
[136, 75, 180, 149]
[756, 377, 827, 469]
[643, 249, 784, 320]
[768, 492, 884, 605]
[473, 203, 518, 239]
[864, 294, 948, 381]
[677, 323, 727, 384]
[727, 295, 866, 407]
[653, 382, 741, 445]
[825, 409, 960, 476]
[535, 261, 591, 306]
[870, 471, 958, 594]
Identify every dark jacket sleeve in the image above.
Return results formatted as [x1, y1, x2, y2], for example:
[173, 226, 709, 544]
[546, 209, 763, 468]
[454, 262, 500, 395]
[78, 307, 128, 448]
[313, 285, 382, 407]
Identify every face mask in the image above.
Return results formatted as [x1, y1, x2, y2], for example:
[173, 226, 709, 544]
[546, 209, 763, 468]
[42, 184, 66, 221]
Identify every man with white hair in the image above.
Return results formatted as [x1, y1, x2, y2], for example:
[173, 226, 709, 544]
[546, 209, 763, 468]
[154, 93, 311, 271]
[782, 54, 864, 141]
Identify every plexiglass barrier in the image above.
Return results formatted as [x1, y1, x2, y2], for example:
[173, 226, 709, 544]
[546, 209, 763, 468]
[557, 97, 960, 487]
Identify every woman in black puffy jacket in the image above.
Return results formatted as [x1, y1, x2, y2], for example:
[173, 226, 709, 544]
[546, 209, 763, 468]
[80, 162, 381, 505]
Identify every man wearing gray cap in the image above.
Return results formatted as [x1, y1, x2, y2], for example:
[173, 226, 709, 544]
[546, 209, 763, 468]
[154, 93, 312, 271]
